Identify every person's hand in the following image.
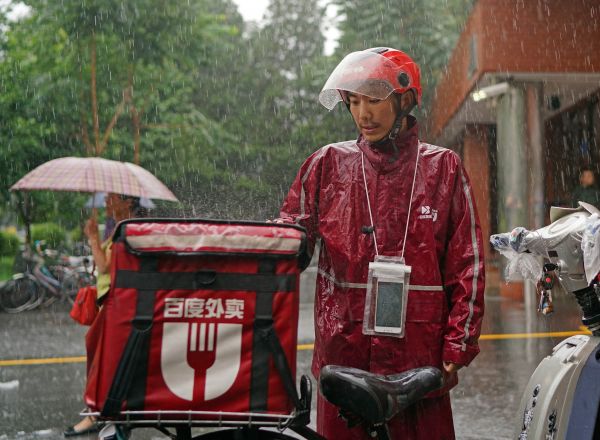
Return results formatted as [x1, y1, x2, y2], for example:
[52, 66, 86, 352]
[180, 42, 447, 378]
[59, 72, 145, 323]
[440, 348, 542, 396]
[338, 408, 363, 428]
[443, 361, 463, 375]
[83, 217, 99, 244]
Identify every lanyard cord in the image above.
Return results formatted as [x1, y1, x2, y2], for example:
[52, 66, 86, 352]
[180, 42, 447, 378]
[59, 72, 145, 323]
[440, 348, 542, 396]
[361, 147, 420, 259]
[401, 148, 420, 259]
[361, 152, 379, 256]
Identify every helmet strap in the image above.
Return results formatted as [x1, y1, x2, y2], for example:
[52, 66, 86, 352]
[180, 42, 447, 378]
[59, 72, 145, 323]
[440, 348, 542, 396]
[369, 98, 414, 156]
[344, 91, 416, 146]
[387, 98, 415, 141]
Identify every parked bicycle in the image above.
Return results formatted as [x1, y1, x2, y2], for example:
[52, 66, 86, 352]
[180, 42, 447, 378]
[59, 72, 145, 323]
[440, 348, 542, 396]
[0, 241, 95, 313]
[81, 366, 443, 440]
[32, 240, 95, 307]
[79, 219, 444, 440]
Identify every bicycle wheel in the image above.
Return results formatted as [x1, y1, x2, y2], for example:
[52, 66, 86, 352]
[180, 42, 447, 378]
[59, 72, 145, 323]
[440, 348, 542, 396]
[0, 273, 41, 313]
[191, 428, 305, 439]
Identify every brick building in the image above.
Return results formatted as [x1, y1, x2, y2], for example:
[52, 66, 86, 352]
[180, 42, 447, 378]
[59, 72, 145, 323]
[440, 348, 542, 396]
[428, 0, 600, 294]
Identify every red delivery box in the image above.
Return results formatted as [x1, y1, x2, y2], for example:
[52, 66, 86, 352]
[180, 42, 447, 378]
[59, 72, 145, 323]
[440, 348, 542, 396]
[84, 219, 309, 420]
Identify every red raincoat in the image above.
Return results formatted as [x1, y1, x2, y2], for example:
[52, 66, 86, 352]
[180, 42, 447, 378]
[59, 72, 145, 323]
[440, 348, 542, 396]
[279, 117, 485, 439]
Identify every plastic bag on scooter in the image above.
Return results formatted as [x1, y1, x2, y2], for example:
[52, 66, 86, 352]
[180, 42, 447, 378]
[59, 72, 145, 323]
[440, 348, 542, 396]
[582, 213, 600, 284]
[490, 230, 543, 282]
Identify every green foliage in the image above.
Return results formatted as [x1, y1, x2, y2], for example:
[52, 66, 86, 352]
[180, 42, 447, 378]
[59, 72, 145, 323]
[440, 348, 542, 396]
[31, 222, 67, 248]
[0, 0, 245, 223]
[0, 230, 20, 257]
[0, 256, 15, 281]
[334, 0, 474, 109]
[0, 0, 472, 223]
[69, 227, 83, 243]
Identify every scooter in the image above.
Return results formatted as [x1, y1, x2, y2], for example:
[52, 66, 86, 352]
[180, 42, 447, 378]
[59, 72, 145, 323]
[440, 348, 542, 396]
[491, 202, 600, 440]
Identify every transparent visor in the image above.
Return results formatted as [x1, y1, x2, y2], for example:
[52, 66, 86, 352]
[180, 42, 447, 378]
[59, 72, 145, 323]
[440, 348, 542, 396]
[319, 51, 400, 110]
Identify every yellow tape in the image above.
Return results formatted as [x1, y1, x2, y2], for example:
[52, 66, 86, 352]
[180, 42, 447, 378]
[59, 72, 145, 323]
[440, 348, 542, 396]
[0, 356, 87, 366]
[479, 330, 591, 340]
[0, 329, 593, 367]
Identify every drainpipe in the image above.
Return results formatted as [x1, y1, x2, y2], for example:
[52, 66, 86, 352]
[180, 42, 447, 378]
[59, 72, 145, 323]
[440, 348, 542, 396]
[496, 84, 537, 316]
[526, 83, 545, 229]
[525, 82, 545, 347]
[497, 85, 528, 232]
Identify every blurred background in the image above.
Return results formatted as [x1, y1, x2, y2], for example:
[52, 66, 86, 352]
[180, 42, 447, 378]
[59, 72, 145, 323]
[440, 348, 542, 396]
[0, 1, 597, 295]
[0, 0, 474, 275]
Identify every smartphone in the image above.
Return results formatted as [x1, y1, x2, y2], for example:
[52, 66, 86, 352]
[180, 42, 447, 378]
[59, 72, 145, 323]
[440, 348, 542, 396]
[373, 279, 404, 334]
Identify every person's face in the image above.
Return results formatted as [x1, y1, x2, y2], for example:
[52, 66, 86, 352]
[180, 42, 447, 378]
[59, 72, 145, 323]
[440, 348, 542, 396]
[581, 170, 595, 187]
[106, 193, 134, 221]
[348, 92, 398, 142]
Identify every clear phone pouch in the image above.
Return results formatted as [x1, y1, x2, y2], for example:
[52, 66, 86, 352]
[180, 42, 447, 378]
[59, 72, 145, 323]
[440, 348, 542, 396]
[363, 255, 411, 338]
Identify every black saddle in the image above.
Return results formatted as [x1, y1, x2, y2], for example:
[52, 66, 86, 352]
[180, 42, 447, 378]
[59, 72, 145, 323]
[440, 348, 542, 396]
[319, 365, 444, 426]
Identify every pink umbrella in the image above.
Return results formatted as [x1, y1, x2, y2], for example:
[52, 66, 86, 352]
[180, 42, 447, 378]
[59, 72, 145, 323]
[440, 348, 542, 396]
[10, 157, 178, 202]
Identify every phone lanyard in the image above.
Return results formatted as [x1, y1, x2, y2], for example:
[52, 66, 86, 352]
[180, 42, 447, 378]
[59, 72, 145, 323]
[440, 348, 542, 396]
[361, 148, 420, 258]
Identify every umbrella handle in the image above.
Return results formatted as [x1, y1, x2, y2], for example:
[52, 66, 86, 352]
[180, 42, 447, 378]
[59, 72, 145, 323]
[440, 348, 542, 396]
[92, 207, 98, 220]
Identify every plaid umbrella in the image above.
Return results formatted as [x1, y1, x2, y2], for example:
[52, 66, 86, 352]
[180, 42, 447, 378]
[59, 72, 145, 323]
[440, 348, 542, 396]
[10, 157, 178, 202]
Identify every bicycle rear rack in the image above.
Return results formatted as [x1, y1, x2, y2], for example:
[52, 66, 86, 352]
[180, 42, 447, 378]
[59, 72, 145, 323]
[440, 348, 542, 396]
[81, 408, 295, 430]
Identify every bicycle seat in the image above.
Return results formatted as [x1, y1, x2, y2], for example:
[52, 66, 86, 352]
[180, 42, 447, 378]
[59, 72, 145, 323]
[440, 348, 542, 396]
[319, 365, 443, 425]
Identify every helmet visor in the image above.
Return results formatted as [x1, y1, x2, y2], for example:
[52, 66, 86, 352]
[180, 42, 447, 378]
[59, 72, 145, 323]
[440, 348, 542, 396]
[319, 51, 403, 110]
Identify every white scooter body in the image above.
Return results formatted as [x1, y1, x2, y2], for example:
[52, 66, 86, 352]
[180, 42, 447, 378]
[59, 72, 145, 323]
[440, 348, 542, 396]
[515, 334, 600, 440]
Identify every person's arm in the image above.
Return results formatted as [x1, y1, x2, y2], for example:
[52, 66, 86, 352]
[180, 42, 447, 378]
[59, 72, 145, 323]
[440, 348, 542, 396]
[441, 157, 485, 370]
[84, 217, 110, 274]
[278, 148, 325, 258]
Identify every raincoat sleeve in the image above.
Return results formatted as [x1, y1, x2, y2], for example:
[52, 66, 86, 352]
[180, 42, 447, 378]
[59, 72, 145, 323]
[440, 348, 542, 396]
[441, 157, 485, 367]
[277, 149, 325, 258]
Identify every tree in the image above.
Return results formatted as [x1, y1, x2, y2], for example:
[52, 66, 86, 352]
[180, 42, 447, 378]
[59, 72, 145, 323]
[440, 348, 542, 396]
[0, 0, 252, 226]
[0, 0, 474, 227]
[217, 0, 355, 214]
[334, 0, 474, 109]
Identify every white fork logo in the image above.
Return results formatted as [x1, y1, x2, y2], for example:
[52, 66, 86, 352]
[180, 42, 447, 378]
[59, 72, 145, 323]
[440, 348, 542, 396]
[160, 322, 242, 401]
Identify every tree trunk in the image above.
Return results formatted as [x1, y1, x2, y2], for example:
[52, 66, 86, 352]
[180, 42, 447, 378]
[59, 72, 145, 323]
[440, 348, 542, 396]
[77, 41, 92, 155]
[128, 65, 141, 165]
[15, 193, 32, 246]
[100, 92, 127, 151]
[131, 105, 141, 165]
[90, 31, 101, 155]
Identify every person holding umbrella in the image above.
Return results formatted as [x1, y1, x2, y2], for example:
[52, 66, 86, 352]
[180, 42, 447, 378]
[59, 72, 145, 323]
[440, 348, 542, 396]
[64, 193, 143, 437]
[10, 156, 178, 436]
[84, 193, 143, 301]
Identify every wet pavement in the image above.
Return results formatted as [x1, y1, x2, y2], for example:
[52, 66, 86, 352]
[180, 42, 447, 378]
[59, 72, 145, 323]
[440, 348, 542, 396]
[0, 271, 588, 440]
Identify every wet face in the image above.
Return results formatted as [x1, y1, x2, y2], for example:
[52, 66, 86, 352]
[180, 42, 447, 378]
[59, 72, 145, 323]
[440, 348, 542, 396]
[581, 170, 595, 187]
[347, 92, 398, 142]
[106, 193, 134, 221]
